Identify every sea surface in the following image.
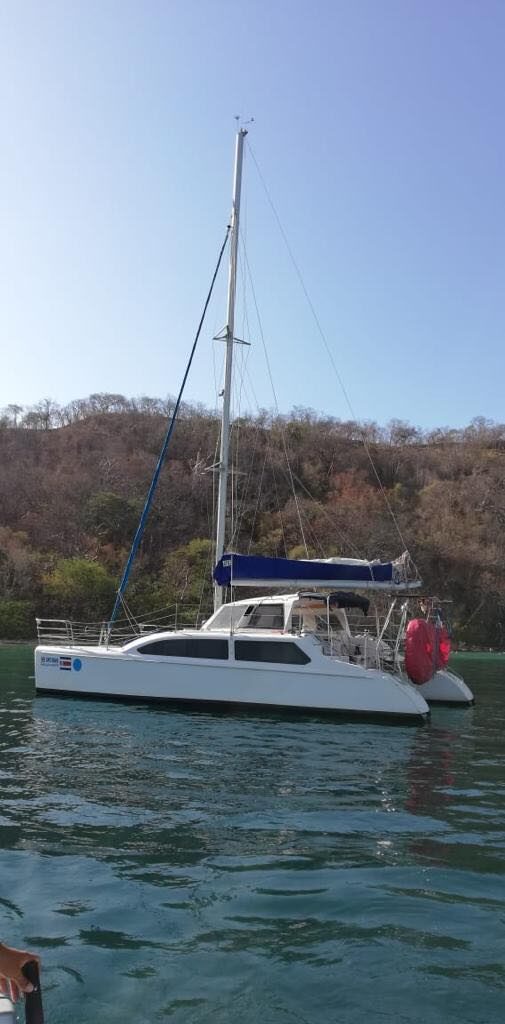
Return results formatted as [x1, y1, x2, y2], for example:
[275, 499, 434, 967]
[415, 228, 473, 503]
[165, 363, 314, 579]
[0, 648, 504, 1024]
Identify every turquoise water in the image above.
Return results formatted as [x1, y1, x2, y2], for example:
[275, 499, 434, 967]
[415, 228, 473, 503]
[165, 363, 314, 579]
[0, 647, 504, 1023]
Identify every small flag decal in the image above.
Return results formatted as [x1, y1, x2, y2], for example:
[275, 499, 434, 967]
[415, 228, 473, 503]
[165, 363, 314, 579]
[59, 656, 72, 671]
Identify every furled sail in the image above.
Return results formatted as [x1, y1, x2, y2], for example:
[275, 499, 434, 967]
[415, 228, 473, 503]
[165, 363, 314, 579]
[213, 552, 420, 590]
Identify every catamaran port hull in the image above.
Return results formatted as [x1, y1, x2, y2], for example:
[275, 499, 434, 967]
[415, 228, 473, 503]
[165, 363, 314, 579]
[35, 642, 430, 722]
[417, 668, 474, 705]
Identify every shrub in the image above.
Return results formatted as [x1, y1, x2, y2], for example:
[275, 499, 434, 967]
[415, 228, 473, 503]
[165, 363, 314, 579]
[0, 600, 35, 640]
[43, 558, 116, 621]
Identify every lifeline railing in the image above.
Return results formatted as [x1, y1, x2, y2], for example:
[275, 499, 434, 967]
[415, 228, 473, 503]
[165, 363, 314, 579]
[341, 597, 448, 673]
[36, 603, 213, 647]
[303, 598, 410, 673]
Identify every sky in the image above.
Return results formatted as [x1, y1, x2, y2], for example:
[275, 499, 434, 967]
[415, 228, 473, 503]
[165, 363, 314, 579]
[0, 0, 503, 429]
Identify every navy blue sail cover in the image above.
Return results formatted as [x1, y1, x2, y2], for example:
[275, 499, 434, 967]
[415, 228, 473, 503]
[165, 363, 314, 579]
[214, 553, 400, 588]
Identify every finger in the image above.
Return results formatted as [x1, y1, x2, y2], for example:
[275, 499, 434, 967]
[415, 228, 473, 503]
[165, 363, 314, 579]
[0, 977, 7, 995]
[14, 974, 34, 994]
[9, 979, 19, 1003]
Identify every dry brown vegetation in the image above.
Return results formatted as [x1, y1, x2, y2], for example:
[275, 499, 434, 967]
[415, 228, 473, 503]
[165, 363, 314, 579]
[0, 395, 504, 646]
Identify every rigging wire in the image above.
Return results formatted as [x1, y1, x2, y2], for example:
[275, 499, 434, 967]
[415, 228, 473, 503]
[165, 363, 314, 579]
[117, 593, 138, 631]
[229, 414, 266, 549]
[296, 505, 327, 559]
[227, 250, 267, 550]
[246, 450, 268, 554]
[237, 361, 388, 561]
[195, 540, 215, 625]
[232, 285, 359, 562]
[108, 224, 231, 627]
[229, 336, 250, 545]
[277, 458, 364, 558]
[270, 459, 289, 557]
[240, 239, 309, 557]
[247, 140, 418, 576]
[229, 360, 350, 559]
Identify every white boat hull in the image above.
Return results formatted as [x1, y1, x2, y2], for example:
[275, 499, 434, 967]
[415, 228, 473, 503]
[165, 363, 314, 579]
[417, 668, 474, 705]
[0, 996, 15, 1023]
[34, 644, 430, 722]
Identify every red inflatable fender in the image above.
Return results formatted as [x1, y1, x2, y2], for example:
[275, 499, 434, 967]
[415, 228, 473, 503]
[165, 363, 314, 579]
[405, 619, 437, 685]
[437, 626, 451, 668]
[405, 620, 452, 683]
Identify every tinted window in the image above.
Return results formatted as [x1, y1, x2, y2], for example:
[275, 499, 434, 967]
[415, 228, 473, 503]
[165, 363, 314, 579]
[245, 604, 285, 630]
[138, 637, 228, 659]
[234, 640, 310, 665]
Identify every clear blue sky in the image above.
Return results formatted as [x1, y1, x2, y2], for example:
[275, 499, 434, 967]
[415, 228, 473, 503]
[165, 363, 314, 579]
[0, 0, 503, 429]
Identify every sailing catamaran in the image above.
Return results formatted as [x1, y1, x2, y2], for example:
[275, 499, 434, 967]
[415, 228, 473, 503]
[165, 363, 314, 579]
[34, 128, 473, 720]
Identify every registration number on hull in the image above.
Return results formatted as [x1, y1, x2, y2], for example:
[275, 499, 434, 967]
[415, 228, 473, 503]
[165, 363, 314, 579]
[40, 655, 83, 672]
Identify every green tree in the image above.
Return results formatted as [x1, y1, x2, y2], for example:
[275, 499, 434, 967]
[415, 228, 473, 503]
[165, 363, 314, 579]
[43, 558, 116, 620]
[83, 492, 140, 546]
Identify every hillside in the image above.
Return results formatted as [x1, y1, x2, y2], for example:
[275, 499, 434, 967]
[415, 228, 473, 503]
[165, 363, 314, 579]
[1, 395, 504, 646]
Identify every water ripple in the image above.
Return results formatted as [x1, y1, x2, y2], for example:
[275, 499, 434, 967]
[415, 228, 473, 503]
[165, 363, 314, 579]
[0, 648, 503, 1023]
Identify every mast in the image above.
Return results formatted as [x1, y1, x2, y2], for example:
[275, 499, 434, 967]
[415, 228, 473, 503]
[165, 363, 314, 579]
[214, 127, 247, 611]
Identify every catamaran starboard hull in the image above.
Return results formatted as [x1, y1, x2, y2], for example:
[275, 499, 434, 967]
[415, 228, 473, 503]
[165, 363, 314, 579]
[35, 644, 430, 722]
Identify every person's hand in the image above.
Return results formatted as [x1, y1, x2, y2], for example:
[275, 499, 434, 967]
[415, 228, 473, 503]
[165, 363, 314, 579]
[0, 943, 41, 1002]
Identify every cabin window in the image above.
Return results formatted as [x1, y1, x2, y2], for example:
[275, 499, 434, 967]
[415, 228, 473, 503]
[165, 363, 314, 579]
[244, 604, 285, 630]
[138, 638, 229, 659]
[291, 607, 348, 635]
[204, 605, 247, 632]
[234, 640, 310, 665]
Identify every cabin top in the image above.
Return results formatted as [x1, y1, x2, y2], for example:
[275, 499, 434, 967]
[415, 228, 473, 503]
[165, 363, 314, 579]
[200, 592, 359, 636]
